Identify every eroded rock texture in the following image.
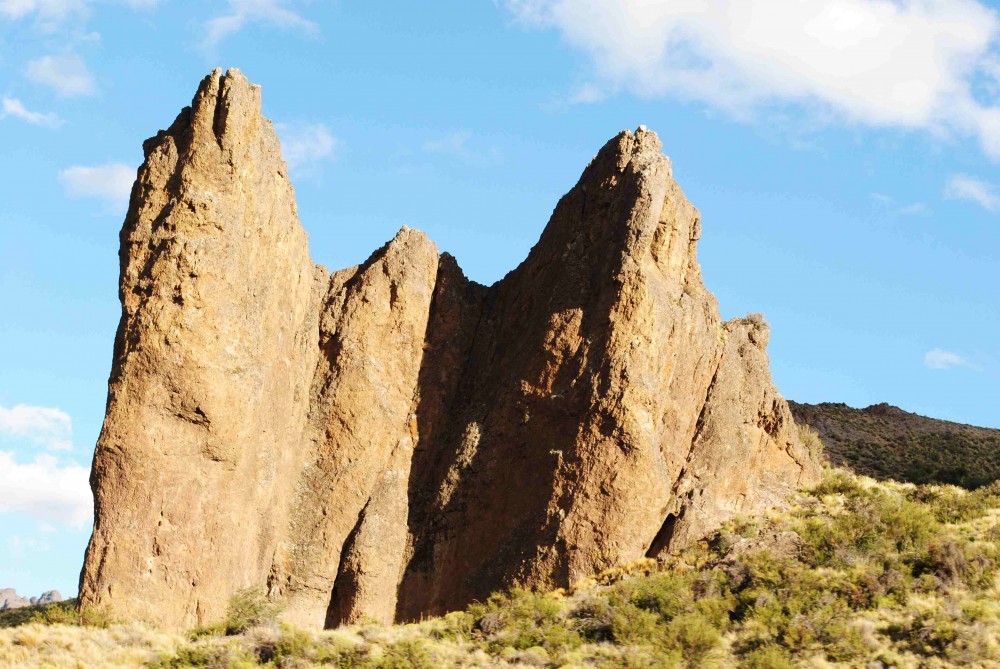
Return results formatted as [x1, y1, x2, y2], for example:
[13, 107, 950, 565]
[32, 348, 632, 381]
[80, 69, 820, 630]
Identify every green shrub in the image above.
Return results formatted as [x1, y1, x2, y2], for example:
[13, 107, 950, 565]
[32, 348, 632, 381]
[812, 469, 866, 498]
[224, 586, 279, 635]
[740, 644, 795, 669]
[380, 638, 435, 669]
[151, 640, 257, 668]
[470, 588, 582, 655]
[26, 600, 115, 628]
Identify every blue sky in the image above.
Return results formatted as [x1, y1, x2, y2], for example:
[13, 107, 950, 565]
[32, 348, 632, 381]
[1, 0, 998, 598]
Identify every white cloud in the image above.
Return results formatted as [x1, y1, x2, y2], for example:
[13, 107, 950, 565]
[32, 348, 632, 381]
[945, 174, 1000, 211]
[26, 54, 95, 96]
[203, 0, 318, 50]
[276, 122, 337, 174]
[0, 404, 73, 452]
[0, 452, 91, 529]
[925, 348, 978, 371]
[0, 0, 158, 22]
[0, 97, 62, 127]
[503, 0, 1000, 158]
[0, 0, 87, 22]
[59, 162, 134, 209]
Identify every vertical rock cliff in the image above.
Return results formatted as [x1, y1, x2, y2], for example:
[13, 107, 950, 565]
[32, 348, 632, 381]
[80, 70, 820, 630]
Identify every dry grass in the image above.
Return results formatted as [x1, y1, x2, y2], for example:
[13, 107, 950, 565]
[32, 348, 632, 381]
[0, 622, 178, 668]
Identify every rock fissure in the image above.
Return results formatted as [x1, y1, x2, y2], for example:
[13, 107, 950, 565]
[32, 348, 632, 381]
[80, 69, 820, 630]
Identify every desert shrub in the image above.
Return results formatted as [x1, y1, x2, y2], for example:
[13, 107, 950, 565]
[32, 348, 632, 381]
[812, 468, 866, 498]
[379, 637, 436, 669]
[890, 609, 960, 655]
[151, 639, 257, 668]
[798, 423, 825, 462]
[27, 600, 115, 628]
[224, 586, 279, 635]
[608, 601, 662, 646]
[618, 572, 691, 622]
[469, 588, 582, 654]
[661, 612, 723, 663]
[424, 610, 475, 641]
[740, 643, 795, 669]
[571, 596, 616, 641]
[800, 488, 937, 568]
[915, 538, 998, 589]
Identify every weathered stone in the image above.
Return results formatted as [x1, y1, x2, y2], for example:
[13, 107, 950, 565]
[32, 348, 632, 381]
[80, 70, 820, 630]
[79, 68, 324, 628]
[0, 589, 61, 610]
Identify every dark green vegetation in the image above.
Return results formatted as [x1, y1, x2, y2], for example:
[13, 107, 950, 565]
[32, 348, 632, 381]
[790, 401, 1000, 489]
[0, 599, 78, 628]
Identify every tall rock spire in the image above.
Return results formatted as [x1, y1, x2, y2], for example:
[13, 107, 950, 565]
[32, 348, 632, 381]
[80, 68, 325, 627]
[80, 72, 820, 630]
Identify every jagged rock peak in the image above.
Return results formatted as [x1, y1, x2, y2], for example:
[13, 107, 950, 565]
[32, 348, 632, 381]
[0, 589, 62, 610]
[80, 70, 821, 630]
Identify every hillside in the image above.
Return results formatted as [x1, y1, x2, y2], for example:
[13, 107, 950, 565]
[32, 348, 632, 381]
[790, 402, 1000, 489]
[4, 468, 1000, 668]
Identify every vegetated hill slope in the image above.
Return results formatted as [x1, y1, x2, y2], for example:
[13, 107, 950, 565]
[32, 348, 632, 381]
[5, 469, 1000, 668]
[790, 401, 1000, 489]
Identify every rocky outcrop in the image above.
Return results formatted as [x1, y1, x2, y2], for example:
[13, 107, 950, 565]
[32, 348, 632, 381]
[80, 69, 820, 630]
[0, 589, 61, 610]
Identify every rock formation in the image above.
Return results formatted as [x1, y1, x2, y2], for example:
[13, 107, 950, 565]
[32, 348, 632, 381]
[80, 68, 820, 630]
[0, 589, 61, 610]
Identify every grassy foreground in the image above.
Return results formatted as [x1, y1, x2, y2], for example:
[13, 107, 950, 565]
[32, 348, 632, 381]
[5, 470, 1000, 668]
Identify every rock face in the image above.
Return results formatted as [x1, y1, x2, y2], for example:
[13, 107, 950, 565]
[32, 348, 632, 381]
[0, 589, 61, 610]
[80, 69, 820, 630]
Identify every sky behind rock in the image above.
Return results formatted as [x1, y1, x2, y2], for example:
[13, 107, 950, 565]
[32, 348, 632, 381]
[1, 0, 997, 598]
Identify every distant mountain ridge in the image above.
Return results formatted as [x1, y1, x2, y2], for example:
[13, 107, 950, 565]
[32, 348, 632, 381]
[789, 401, 1000, 489]
[0, 588, 61, 610]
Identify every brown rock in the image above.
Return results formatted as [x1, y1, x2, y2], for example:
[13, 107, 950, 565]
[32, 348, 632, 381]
[80, 70, 820, 630]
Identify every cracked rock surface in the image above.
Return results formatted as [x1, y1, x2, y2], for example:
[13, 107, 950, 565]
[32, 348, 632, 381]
[80, 69, 820, 630]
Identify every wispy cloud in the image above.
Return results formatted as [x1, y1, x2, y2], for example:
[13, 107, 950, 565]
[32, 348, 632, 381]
[897, 203, 931, 217]
[504, 0, 1000, 159]
[7, 534, 51, 558]
[0, 0, 87, 23]
[203, 0, 318, 50]
[0, 404, 73, 452]
[26, 54, 95, 96]
[0, 97, 62, 127]
[945, 174, 1000, 212]
[566, 82, 606, 106]
[424, 129, 474, 155]
[0, 0, 159, 23]
[423, 130, 503, 167]
[275, 122, 337, 175]
[0, 452, 91, 529]
[870, 193, 930, 217]
[925, 348, 979, 371]
[59, 162, 134, 210]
